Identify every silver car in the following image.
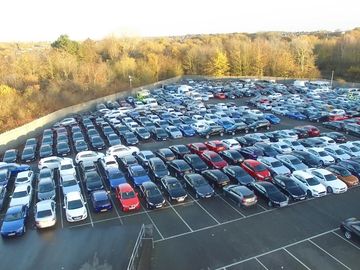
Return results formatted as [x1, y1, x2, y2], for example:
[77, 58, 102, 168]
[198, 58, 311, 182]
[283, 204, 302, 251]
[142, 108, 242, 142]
[60, 175, 81, 196]
[35, 200, 57, 229]
[258, 157, 291, 176]
[37, 178, 56, 201]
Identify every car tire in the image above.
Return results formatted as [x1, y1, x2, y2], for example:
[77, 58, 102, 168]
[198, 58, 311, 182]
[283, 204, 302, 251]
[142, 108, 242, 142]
[266, 126, 270, 130]
[306, 190, 312, 198]
[245, 129, 249, 134]
[344, 230, 352, 239]
[232, 131, 235, 136]
[336, 158, 340, 163]
[206, 134, 210, 139]
[320, 161, 324, 167]
[254, 128, 257, 132]
[195, 193, 199, 199]
[220, 132, 224, 137]
[327, 186, 333, 193]
[268, 201, 273, 207]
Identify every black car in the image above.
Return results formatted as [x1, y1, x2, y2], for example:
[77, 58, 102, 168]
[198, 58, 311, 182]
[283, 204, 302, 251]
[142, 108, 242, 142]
[168, 160, 192, 178]
[223, 185, 257, 207]
[254, 143, 279, 157]
[160, 176, 187, 202]
[322, 132, 347, 143]
[0, 186, 8, 211]
[115, 124, 131, 137]
[148, 157, 170, 181]
[251, 182, 288, 207]
[219, 150, 244, 165]
[21, 146, 36, 163]
[135, 127, 151, 141]
[135, 150, 156, 168]
[183, 173, 214, 199]
[235, 135, 260, 147]
[2, 149, 18, 163]
[90, 135, 106, 150]
[338, 160, 360, 178]
[56, 141, 71, 156]
[169, 145, 191, 159]
[223, 165, 255, 186]
[118, 155, 138, 170]
[340, 217, 360, 241]
[151, 128, 169, 141]
[39, 144, 53, 158]
[74, 140, 89, 153]
[298, 138, 325, 148]
[264, 131, 286, 142]
[202, 169, 230, 188]
[322, 121, 346, 131]
[140, 181, 165, 209]
[183, 154, 209, 173]
[84, 171, 104, 193]
[156, 148, 176, 163]
[290, 150, 322, 168]
[121, 131, 139, 146]
[273, 175, 307, 201]
[239, 147, 264, 160]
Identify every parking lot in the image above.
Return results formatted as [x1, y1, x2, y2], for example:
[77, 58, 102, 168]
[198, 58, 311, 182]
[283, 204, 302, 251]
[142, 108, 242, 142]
[1, 81, 360, 270]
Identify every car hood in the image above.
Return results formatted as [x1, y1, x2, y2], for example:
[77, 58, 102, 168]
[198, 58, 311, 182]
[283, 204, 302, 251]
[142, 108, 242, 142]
[110, 177, 127, 188]
[340, 175, 359, 185]
[87, 181, 103, 190]
[196, 184, 214, 196]
[134, 175, 151, 185]
[38, 191, 55, 200]
[148, 194, 164, 205]
[1, 219, 24, 232]
[63, 185, 81, 195]
[67, 207, 86, 217]
[121, 197, 139, 207]
[268, 192, 288, 203]
[213, 161, 227, 169]
[169, 188, 187, 198]
[287, 186, 306, 197]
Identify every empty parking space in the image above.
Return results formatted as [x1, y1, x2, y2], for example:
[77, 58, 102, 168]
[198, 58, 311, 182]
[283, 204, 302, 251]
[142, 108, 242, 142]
[173, 201, 218, 230]
[226, 259, 266, 270]
[121, 212, 162, 241]
[258, 249, 309, 270]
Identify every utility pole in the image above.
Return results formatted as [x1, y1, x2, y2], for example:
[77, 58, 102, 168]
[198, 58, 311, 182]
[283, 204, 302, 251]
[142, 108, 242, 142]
[330, 70, 334, 89]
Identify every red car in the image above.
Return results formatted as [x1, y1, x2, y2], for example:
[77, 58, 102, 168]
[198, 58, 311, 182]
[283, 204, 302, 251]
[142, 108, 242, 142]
[200, 151, 228, 169]
[297, 125, 320, 137]
[215, 92, 226, 99]
[328, 115, 349, 122]
[188, 142, 208, 155]
[204, 140, 228, 153]
[115, 183, 141, 212]
[240, 159, 272, 181]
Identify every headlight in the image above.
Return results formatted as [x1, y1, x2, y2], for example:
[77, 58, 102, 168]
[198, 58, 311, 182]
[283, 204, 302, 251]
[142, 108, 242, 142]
[148, 201, 154, 206]
[17, 227, 24, 233]
[312, 189, 318, 193]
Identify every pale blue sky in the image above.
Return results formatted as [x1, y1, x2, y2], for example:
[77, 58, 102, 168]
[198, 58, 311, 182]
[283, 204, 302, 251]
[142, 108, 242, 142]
[1, 0, 359, 41]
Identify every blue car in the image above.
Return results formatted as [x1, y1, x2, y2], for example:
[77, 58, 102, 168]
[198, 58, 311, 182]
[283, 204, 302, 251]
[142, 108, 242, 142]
[90, 190, 113, 213]
[216, 118, 237, 134]
[286, 111, 306, 120]
[264, 113, 281, 124]
[105, 168, 127, 189]
[0, 163, 31, 179]
[128, 165, 151, 187]
[1, 205, 28, 237]
[179, 124, 196, 137]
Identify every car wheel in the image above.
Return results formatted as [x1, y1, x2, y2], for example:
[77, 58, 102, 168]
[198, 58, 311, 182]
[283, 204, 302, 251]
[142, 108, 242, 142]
[245, 129, 249, 134]
[344, 230, 352, 239]
[266, 126, 270, 130]
[336, 158, 340, 163]
[195, 193, 199, 199]
[268, 201, 273, 207]
[206, 134, 210, 139]
[320, 161, 324, 167]
[220, 132, 224, 137]
[306, 190, 312, 198]
[327, 186, 333, 193]
[232, 131, 235, 136]
[254, 128, 257, 132]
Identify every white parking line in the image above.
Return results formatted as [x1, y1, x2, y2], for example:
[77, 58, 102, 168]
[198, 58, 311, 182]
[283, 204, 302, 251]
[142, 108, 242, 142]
[186, 193, 221, 225]
[308, 239, 351, 270]
[213, 228, 338, 270]
[283, 248, 311, 270]
[332, 231, 360, 251]
[257, 203, 268, 211]
[140, 205, 165, 240]
[166, 200, 193, 232]
[216, 193, 245, 218]
[57, 185, 64, 229]
[255, 258, 269, 270]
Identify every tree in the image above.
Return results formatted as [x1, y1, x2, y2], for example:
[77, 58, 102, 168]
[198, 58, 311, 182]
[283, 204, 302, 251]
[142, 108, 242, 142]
[206, 49, 229, 77]
[51, 35, 80, 56]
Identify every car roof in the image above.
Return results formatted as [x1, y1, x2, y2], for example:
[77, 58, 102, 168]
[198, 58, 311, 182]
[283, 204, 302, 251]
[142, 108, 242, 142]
[117, 183, 133, 192]
[36, 200, 55, 211]
[14, 184, 31, 191]
[66, 191, 82, 200]
[142, 181, 157, 188]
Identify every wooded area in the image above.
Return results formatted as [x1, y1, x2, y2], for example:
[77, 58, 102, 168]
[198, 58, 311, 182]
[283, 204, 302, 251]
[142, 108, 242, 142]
[0, 28, 359, 133]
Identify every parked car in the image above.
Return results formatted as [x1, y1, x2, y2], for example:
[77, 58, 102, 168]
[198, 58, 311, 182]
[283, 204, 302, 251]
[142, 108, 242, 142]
[148, 157, 170, 181]
[326, 165, 359, 187]
[105, 167, 127, 189]
[63, 191, 88, 222]
[127, 165, 151, 187]
[183, 173, 214, 199]
[276, 154, 308, 172]
[21, 146, 36, 163]
[202, 169, 230, 188]
[115, 183, 140, 211]
[134, 150, 156, 168]
[139, 181, 165, 209]
[306, 168, 348, 194]
[258, 157, 291, 176]
[324, 145, 351, 162]
[338, 160, 360, 179]
[37, 178, 56, 201]
[254, 143, 279, 157]
[273, 175, 307, 201]
[60, 174, 81, 196]
[183, 154, 209, 173]
[290, 170, 327, 197]
[188, 142, 208, 155]
[106, 145, 139, 159]
[204, 140, 228, 153]
[15, 170, 34, 186]
[2, 149, 18, 163]
[340, 217, 360, 240]
[241, 159, 272, 181]
[200, 151, 228, 169]
[84, 171, 104, 193]
[322, 132, 347, 143]
[90, 190, 112, 213]
[75, 151, 104, 164]
[1, 205, 28, 237]
[168, 160, 193, 178]
[160, 176, 187, 202]
[223, 185, 257, 207]
[156, 148, 176, 163]
[34, 200, 57, 229]
[306, 148, 335, 166]
[251, 182, 289, 207]
[290, 150, 322, 168]
[223, 165, 255, 186]
[219, 150, 244, 165]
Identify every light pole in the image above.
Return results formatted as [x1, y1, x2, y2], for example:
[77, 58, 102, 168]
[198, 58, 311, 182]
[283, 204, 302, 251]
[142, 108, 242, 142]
[129, 75, 133, 88]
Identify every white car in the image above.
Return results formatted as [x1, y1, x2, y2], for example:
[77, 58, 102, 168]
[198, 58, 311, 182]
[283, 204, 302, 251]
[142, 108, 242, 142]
[60, 159, 76, 178]
[64, 191, 88, 222]
[324, 145, 351, 162]
[126, 122, 140, 132]
[278, 130, 298, 140]
[221, 139, 241, 150]
[38, 156, 64, 170]
[191, 121, 209, 134]
[248, 109, 264, 118]
[271, 107, 288, 116]
[60, 174, 81, 196]
[192, 115, 204, 122]
[290, 170, 327, 197]
[272, 142, 292, 154]
[106, 144, 139, 158]
[99, 155, 119, 170]
[75, 151, 105, 165]
[10, 184, 33, 207]
[252, 133, 270, 143]
[318, 136, 336, 145]
[34, 200, 57, 229]
[339, 144, 360, 157]
[306, 168, 348, 194]
[59, 117, 77, 126]
[281, 139, 306, 151]
[15, 170, 34, 186]
[258, 157, 291, 176]
[306, 147, 335, 166]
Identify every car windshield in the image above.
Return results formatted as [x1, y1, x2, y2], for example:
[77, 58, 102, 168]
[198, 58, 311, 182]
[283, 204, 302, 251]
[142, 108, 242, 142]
[16, 177, 28, 183]
[337, 168, 351, 176]
[168, 182, 182, 190]
[210, 155, 222, 162]
[39, 182, 54, 193]
[37, 210, 52, 218]
[68, 199, 83, 210]
[4, 211, 22, 221]
[5, 152, 16, 159]
[61, 164, 73, 170]
[0, 172, 7, 182]
[350, 147, 360, 152]
[335, 149, 346, 155]
[233, 169, 246, 176]
[254, 164, 267, 172]
[146, 188, 161, 197]
[306, 177, 320, 185]
[271, 161, 283, 168]
[193, 178, 206, 186]
[154, 164, 166, 171]
[290, 158, 301, 165]
[23, 148, 33, 155]
[266, 185, 280, 195]
[319, 151, 328, 157]
[110, 171, 124, 178]
[121, 191, 135, 199]
[132, 168, 147, 177]
[63, 179, 77, 187]
[13, 191, 28, 198]
[324, 174, 337, 181]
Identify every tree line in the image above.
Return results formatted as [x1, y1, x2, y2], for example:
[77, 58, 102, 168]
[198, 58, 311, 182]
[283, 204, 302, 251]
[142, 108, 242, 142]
[0, 28, 359, 133]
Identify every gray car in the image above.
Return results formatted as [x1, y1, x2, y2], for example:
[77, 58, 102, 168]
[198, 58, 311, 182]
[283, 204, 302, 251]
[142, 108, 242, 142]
[258, 157, 291, 176]
[37, 178, 56, 201]
[223, 184, 257, 207]
[276, 154, 308, 172]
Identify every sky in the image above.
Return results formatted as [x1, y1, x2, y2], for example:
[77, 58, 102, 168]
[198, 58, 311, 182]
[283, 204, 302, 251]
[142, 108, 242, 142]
[1, 0, 359, 42]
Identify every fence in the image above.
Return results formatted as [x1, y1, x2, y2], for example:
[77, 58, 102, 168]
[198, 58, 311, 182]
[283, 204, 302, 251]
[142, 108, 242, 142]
[127, 224, 154, 270]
